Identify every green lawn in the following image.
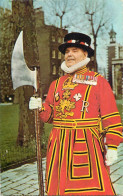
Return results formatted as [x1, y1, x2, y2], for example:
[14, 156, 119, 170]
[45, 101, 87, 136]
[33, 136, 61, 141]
[0, 100, 122, 170]
[0, 104, 19, 147]
[0, 104, 51, 170]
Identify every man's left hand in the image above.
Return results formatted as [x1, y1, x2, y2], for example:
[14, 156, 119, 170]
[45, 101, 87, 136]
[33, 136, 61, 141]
[105, 149, 118, 166]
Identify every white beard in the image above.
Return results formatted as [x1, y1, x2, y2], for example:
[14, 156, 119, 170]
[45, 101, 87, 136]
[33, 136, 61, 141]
[61, 57, 90, 74]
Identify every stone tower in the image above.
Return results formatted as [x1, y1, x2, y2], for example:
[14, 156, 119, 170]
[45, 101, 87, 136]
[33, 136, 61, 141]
[106, 26, 117, 88]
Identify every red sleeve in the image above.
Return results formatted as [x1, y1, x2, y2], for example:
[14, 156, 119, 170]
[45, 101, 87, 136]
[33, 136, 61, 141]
[39, 80, 56, 123]
[98, 76, 122, 149]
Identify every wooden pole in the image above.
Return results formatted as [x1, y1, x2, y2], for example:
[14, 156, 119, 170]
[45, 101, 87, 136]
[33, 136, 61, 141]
[34, 67, 44, 196]
[34, 109, 44, 195]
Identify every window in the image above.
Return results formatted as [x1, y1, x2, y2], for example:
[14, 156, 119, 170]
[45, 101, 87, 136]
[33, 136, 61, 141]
[58, 37, 62, 43]
[52, 65, 56, 75]
[52, 35, 55, 42]
[119, 47, 123, 58]
[58, 51, 61, 59]
[52, 50, 56, 58]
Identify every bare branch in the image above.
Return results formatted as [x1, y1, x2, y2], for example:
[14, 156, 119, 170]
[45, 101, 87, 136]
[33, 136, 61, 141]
[42, 0, 78, 28]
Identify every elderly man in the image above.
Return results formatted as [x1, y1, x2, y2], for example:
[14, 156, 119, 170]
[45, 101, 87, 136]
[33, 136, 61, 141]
[29, 32, 122, 195]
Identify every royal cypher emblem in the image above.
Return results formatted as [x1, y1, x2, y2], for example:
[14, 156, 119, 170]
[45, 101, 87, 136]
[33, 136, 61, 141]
[55, 90, 75, 118]
[55, 77, 78, 118]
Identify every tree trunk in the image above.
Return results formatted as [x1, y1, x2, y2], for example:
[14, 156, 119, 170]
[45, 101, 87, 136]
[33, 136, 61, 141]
[12, 0, 40, 146]
[16, 86, 35, 146]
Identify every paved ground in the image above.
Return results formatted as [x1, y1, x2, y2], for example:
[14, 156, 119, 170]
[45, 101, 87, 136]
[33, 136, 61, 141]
[0, 143, 123, 195]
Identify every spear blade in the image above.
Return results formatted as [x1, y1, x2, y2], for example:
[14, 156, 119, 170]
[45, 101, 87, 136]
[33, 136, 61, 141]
[11, 31, 37, 91]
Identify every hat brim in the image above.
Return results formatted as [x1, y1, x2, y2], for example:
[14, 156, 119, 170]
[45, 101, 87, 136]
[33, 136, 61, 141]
[58, 43, 94, 58]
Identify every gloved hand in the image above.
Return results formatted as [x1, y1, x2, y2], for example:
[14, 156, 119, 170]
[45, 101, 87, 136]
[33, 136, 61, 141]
[105, 149, 118, 166]
[29, 97, 42, 110]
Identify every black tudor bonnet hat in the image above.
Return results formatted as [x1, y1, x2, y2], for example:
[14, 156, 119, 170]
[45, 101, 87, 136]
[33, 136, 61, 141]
[58, 32, 94, 58]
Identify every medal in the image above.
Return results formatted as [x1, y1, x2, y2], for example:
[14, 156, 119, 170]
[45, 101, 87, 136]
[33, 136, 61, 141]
[73, 74, 97, 85]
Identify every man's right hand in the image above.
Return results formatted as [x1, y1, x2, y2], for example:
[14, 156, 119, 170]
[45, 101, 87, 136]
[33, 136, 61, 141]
[29, 97, 42, 110]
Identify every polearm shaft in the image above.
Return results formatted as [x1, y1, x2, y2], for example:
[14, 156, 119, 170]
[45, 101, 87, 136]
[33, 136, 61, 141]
[34, 67, 44, 196]
[35, 109, 44, 195]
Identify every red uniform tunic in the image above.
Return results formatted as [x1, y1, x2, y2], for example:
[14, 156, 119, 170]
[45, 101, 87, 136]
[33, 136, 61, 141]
[39, 66, 122, 195]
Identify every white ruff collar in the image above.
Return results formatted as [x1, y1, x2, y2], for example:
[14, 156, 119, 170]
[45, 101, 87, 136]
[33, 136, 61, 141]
[61, 58, 90, 74]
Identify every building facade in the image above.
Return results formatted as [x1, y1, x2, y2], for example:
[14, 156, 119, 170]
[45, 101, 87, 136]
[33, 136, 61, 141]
[112, 48, 123, 98]
[106, 26, 123, 98]
[34, 7, 67, 99]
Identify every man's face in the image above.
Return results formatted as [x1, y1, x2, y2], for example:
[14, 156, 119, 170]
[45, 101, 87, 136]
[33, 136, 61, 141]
[65, 47, 88, 68]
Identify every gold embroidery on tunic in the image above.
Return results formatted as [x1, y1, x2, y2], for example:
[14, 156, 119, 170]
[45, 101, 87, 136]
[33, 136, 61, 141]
[62, 77, 78, 90]
[56, 90, 75, 118]
[62, 90, 71, 99]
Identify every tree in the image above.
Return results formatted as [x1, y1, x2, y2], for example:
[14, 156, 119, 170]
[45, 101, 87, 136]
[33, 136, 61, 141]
[78, 0, 112, 71]
[12, 0, 40, 146]
[41, 0, 77, 29]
